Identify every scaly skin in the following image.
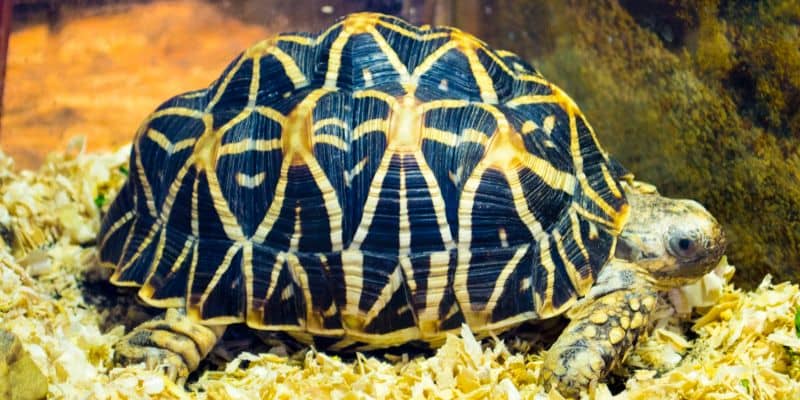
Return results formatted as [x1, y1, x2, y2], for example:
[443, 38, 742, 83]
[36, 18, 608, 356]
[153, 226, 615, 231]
[113, 309, 224, 382]
[541, 260, 657, 396]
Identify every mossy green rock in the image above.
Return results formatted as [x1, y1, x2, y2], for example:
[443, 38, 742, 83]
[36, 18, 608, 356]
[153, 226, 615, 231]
[485, 0, 800, 287]
[0, 330, 47, 400]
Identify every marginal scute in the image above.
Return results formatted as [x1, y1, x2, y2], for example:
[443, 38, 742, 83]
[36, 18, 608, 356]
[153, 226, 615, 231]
[97, 12, 629, 349]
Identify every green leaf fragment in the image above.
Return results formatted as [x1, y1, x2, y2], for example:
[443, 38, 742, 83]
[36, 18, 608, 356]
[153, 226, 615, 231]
[94, 194, 106, 208]
[740, 379, 749, 393]
[118, 165, 129, 176]
[795, 308, 800, 337]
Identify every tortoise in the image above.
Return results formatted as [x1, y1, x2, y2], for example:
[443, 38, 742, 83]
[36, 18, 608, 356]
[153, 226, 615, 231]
[96, 12, 726, 395]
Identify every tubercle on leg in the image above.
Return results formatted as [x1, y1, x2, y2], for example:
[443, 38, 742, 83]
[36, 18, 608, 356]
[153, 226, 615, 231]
[540, 284, 658, 397]
[113, 308, 224, 382]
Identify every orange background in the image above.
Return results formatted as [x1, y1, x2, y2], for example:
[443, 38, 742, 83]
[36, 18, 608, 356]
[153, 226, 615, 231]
[1, 1, 269, 169]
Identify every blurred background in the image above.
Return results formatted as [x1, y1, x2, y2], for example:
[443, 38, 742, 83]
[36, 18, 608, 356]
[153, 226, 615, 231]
[1, 0, 798, 288]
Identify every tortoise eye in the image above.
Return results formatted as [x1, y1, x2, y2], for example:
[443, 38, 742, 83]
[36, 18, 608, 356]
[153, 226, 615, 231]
[669, 235, 698, 259]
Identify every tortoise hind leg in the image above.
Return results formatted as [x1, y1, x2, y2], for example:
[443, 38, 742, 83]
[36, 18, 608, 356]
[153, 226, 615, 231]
[541, 260, 658, 397]
[114, 308, 225, 382]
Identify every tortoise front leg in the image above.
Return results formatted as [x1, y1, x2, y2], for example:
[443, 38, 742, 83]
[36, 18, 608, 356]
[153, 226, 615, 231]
[541, 260, 658, 397]
[114, 308, 225, 382]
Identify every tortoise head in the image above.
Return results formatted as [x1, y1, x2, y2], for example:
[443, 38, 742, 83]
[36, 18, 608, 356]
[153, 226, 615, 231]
[614, 188, 726, 288]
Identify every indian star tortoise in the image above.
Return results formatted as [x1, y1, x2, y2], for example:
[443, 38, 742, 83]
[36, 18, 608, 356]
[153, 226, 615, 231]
[96, 12, 726, 395]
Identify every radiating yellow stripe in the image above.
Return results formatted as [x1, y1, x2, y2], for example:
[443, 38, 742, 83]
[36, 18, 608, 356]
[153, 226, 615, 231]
[420, 99, 470, 112]
[242, 241, 256, 326]
[422, 128, 458, 147]
[263, 252, 287, 309]
[354, 89, 397, 105]
[181, 90, 208, 99]
[350, 150, 393, 248]
[159, 161, 194, 228]
[281, 88, 334, 160]
[252, 160, 291, 243]
[505, 169, 546, 240]
[456, 163, 486, 246]
[206, 56, 248, 111]
[517, 74, 551, 85]
[373, 19, 418, 39]
[145, 129, 174, 152]
[324, 30, 352, 88]
[216, 109, 251, 137]
[567, 110, 619, 227]
[313, 118, 348, 131]
[254, 106, 288, 126]
[413, 151, 455, 248]
[484, 244, 529, 311]
[601, 163, 623, 198]
[145, 107, 205, 124]
[368, 27, 411, 81]
[288, 253, 328, 331]
[110, 222, 160, 284]
[571, 202, 617, 228]
[463, 47, 497, 104]
[191, 175, 200, 237]
[422, 128, 489, 149]
[480, 47, 518, 79]
[133, 143, 157, 218]
[341, 250, 364, 320]
[569, 208, 591, 262]
[248, 53, 261, 107]
[288, 205, 302, 252]
[352, 118, 389, 140]
[476, 103, 511, 134]
[553, 230, 592, 296]
[398, 166, 410, 254]
[462, 128, 490, 145]
[271, 47, 309, 88]
[506, 94, 559, 108]
[314, 133, 348, 151]
[516, 152, 576, 194]
[362, 265, 411, 328]
[541, 237, 576, 318]
[278, 35, 313, 46]
[174, 138, 196, 152]
[205, 169, 246, 241]
[97, 210, 135, 250]
[218, 138, 281, 156]
[410, 40, 457, 81]
[416, 251, 452, 336]
[138, 226, 168, 298]
[371, 13, 455, 41]
[315, 19, 342, 45]
[193, 243, 243, 315]
[139, 236, 192, 308]
[298, 151, 344, 250]
[185, 240, 199, 310]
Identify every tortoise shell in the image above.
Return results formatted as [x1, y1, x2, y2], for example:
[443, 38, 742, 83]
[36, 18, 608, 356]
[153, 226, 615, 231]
[97, 13, 628, 349]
